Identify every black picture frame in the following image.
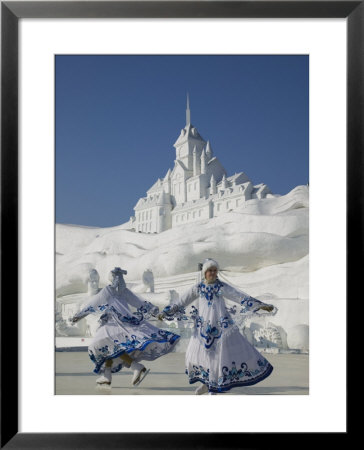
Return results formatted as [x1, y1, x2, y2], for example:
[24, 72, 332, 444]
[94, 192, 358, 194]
[1, 1, 356, 448]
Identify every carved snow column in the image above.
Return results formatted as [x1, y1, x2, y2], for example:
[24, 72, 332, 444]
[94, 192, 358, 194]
[221, 174, 227, 189]
[157, 191, 172, 233]
[206, 140, 213, 160]
[193, 146, 200, 176]
[201, 149, 207, 175]
[210, 174, 217, 195]
[163, 169, 172, 194]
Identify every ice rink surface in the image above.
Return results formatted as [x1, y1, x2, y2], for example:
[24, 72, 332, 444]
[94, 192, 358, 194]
[56, 351, 308, 395]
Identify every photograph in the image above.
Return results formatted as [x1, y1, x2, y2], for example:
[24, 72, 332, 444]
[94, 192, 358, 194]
[55, 54, 309, 396]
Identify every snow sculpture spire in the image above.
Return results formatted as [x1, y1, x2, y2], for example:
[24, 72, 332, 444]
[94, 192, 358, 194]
[201, 149, 207, 174]
[186, 92, 191, 126]
[221, 174, 227, 189]
[210, 174, 217, 195]
[206, 141, 213, 160]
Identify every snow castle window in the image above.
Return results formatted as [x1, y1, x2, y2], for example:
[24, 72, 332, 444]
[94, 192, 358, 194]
[227, 201, 230, 209]
[194, 182, 197, 190]
[193, 211, 196, 218]
[236, 199, 240, 207]
[217, 204, 220, 211]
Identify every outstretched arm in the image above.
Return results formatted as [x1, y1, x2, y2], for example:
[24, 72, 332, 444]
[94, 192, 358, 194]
[160, 284, 200, 320]
[71, 288, 110, 322]
[123, 288, 159, 316]
[222, 283, 276, 315]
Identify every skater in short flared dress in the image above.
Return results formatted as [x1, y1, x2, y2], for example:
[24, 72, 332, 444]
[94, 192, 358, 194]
[71, 267, 180, 387]
[159, 258, 277, 394]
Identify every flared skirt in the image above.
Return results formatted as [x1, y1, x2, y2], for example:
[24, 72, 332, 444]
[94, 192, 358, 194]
[185, 325, 273, 393]
[88, 319, 180, 374]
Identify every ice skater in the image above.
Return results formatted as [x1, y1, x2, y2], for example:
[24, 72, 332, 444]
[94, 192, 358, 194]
[71, 267, 180, 387]
[158, 258, 277, 395]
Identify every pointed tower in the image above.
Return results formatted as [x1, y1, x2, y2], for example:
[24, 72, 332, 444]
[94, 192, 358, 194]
[221, 174, 227, 189]
[201, 149, 207, 174]
[206, 141, 213, 160]
[163, 168, 172, 194]
[173, 94, 206, 170]
[186, 92, 191, 126]
[210, 174, 217, 195]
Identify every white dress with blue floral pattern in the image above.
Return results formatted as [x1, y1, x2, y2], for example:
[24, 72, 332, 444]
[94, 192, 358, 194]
[163, 279, 275, 393]
[74, 285, 180, 374]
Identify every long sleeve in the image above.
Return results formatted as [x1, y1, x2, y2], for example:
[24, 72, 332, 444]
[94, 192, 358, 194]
[73, 287, 111, 320]
[162, 284, 200, 318]
[222, 283, 277, 317]
[122, 288, 159, 316]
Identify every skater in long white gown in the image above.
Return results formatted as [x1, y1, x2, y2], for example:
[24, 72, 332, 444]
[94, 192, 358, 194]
[71, 267, 180, 387]
[158, 258, 277, 395]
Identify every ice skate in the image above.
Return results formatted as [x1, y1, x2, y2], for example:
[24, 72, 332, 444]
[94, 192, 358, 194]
[96, 383, 112, 392]
[131, 362, 150, 386]
[96, 367, 112, 386]
[195, 383, 208, 395]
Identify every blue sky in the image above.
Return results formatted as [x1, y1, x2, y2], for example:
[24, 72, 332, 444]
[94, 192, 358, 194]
[56, 55, 308, 227]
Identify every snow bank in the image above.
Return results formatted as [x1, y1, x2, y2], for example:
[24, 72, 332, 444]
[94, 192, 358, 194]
[56, 185, 308, 294]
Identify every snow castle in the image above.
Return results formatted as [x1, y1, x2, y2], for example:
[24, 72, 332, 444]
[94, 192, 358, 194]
[131, 95, 273, 233]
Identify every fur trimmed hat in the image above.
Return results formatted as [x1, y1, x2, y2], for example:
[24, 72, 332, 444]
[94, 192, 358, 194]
[202, 258, 219, 276]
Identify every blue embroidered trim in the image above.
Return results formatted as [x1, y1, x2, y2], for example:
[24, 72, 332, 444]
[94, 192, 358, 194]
[195, 315, 235, 349]
[198, 279, 224, 306]
[240, 296, 262, 314]
[97, 304, 109, 312]
[89, 331, 180, 374]
[95, 301, 158, 327]
[186, 359, 273, 392]
[162, 305, 188, 321]
[188, 363, 273, 392]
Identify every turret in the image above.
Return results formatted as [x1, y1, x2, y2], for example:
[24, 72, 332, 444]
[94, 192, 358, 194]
[221, 174, 227, 189]
[201, 149, 207, 174]
[210, 174, 217, 195]
[206, 141, 213, 160]
[163, 168, 172, 194]
[186, 92, 191, 126]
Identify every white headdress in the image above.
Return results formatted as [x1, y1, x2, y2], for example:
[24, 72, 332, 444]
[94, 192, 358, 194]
[108, 267, 127, 292]
[201, 258, 219, 277]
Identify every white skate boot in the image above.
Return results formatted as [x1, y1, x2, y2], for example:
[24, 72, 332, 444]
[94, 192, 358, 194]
[195, 383, 208, 395]
[96, 366, 112, 386]
[131, 361, 150, 386]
